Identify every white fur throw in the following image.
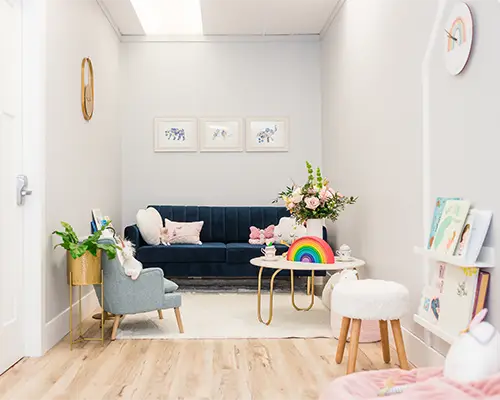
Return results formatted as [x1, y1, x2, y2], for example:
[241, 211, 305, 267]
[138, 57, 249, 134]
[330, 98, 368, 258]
[332, 279, 409, 320]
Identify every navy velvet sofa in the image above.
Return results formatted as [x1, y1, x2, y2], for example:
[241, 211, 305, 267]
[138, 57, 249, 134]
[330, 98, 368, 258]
[124, 205, 326, 278]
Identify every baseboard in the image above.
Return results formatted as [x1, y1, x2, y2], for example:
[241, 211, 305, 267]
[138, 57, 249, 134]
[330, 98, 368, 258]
[389, 325, 445, 368]
[43, 291, 99, 352]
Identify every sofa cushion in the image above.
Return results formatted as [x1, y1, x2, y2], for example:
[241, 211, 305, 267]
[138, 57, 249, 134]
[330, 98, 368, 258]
[226, 243, 288, 264]
[163, 278, 179, 293]
[137, 243, 227, 264]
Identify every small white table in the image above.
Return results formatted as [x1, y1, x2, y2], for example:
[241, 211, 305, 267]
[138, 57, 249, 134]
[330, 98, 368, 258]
[250, 256, 366, 325]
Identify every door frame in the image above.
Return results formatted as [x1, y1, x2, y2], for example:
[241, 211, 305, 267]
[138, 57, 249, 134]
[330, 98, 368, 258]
[20, 0, 47, 357]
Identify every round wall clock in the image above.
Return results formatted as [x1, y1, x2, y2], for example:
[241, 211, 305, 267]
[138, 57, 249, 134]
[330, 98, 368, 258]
[81, 57, 94, 121]
[444, 2, 474, 76]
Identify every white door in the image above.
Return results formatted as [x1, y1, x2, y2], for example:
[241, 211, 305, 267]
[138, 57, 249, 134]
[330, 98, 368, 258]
[0, 0, 24, 374]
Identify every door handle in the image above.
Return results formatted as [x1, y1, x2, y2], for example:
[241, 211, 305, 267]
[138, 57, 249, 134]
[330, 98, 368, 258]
[17, 175, 33, 205]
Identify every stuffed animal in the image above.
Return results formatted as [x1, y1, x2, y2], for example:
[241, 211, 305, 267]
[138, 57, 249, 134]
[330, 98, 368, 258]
[322, 269, 358, 310]
[273, 217, 306, 245]
[444, 308, 500, 383]
[249, 225, 275, 245]
[120, 239, 143, 280]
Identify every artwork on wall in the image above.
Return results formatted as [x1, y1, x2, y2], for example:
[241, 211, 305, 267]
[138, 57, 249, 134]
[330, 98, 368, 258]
[444, 2, 474, 76]
[245, 118, 289, 152]
[81, 57, 94, 121]
[154, 118, 198, 152]
[199, 118, 244, 152]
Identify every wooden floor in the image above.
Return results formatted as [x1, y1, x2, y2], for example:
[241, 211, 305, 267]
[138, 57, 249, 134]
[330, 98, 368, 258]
[0, 317, 402, 400]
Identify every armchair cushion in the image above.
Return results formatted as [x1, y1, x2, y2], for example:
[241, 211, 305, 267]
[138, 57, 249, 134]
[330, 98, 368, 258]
[163, 278, 179, 293]
[163, 292, 182, 309]
[137, 243, 227, 264]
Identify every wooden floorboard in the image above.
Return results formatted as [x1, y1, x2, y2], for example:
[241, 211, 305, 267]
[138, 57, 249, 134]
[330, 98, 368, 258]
[0, 316, 402, 400]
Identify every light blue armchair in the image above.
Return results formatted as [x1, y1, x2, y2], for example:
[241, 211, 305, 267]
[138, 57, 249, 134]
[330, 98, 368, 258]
[94, 239, 184, 340]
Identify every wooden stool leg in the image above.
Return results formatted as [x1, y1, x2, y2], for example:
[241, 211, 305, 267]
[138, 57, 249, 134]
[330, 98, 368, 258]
[390, 319, 409, 370]
[157, 310, 164, 319]
[111, 315, 122, 341]
[379, 320, 391, 363]
[336, 317, 351, 364]
[347, 319, 361, 374]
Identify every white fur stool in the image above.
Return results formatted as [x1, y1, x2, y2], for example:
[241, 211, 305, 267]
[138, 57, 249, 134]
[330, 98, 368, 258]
[332, 279, 410, 374]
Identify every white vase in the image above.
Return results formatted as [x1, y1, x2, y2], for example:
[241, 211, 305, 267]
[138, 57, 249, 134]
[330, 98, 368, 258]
[306, 218, 324, 238]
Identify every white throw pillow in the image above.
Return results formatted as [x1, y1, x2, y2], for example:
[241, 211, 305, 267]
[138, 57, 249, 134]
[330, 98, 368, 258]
[161, 219, 204, 245]
[136, 208, 163, 245]
[274, 217, 306, 245]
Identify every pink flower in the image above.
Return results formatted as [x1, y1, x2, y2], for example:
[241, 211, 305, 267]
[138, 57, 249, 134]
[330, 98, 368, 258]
[319, 187, 333, 202]
[336, 192, 344, 198]
[286, 202, 295, 210]
[304, 197, 320, 210]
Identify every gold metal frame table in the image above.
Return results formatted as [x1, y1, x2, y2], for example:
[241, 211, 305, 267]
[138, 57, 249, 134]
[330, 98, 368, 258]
[250, 256, 366, 325]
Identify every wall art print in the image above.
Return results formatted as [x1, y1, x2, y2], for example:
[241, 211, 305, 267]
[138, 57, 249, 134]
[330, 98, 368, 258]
[245, 118, 289, 152]
[154, 118, 198, 152]
[199, 118, 243, 152]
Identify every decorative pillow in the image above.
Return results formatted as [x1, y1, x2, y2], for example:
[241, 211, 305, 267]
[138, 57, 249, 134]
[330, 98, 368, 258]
[161, 219, 204, 245]
[163, 278, 179, 293]
[274, 217, 306, 245]
[249, 225, 275, 245]
[136, 207, 163, 245]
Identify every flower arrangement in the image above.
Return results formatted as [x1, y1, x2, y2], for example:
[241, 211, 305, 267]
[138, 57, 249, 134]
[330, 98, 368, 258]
[273, 162, 357, 224]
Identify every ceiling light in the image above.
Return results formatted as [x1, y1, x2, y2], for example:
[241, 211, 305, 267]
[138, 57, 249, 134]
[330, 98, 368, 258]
[131, 0, 203, 35]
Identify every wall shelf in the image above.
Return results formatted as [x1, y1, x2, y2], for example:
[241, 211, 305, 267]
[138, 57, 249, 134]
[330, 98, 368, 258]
[413, 314, 457, 345]
[413, 246, 495, 268]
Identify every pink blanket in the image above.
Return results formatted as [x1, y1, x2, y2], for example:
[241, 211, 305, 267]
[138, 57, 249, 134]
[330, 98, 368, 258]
[320, 368, 500, 400]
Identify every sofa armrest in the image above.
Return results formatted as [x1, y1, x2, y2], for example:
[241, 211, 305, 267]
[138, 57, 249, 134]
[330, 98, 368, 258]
[124, 224, 142, 248]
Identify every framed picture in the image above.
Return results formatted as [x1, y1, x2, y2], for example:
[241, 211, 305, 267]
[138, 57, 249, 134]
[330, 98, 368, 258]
[154, 118, 198, 152]
[91, 209, 104, 230]
[245, 117, 289, 152]
[199, 118, 243, 152]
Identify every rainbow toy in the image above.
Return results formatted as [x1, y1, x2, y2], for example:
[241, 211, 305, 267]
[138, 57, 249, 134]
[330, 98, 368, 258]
[448, 17, 466, 51]
[286, 236, 335, 264]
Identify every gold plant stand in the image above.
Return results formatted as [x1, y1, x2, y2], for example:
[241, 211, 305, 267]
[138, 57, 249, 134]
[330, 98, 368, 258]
[68, 251, 104, 349]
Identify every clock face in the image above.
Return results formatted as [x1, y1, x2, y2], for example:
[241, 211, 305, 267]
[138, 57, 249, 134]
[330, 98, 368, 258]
[444, 2, 474, 76]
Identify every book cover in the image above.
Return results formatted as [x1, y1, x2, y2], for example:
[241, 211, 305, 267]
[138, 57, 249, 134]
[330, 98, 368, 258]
[428, 197, 461, 249]
[454, 213, 475, 257]
[418, 285, 441, 324]
[432, 200, 471, 254]
[462, 210, 492, 264]
[472, 271, 490, 318]
[438, 265, 479, 335]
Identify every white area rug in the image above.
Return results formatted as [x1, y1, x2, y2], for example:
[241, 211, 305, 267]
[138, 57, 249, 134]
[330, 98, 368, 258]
[116, 292, 332, 340]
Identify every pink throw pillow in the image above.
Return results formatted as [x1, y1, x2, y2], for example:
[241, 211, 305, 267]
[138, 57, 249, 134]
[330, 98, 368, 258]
[249, 225, 275, 245]
[161, 219, 204, 245]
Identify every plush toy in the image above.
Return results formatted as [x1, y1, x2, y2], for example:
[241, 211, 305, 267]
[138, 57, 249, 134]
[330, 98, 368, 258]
[273, 217, 306, 245]
[444, 308, 500, 383]
[322, 269, 358, 310]
[249, 225, 275, 245]
[120, 239, 143, 280]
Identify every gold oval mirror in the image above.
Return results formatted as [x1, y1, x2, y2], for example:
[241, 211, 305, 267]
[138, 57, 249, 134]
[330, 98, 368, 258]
[81, 57, 94, 121]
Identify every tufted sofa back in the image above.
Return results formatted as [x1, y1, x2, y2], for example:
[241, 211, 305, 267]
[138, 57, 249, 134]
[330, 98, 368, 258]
[149, 205, 289, 243]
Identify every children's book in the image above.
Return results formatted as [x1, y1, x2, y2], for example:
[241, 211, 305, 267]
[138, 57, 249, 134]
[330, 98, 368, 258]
[418, 285, 441, 324]
[438, 265, 479, 335]
[432, 200, 470, 254]
[457, 210, 492, 264]
[472, 271, 490, 318]
[428, 197, 461, 249]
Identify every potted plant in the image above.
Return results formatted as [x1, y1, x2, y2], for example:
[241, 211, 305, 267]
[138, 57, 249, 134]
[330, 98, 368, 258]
[53, 221, 118, 285]
[274, 161, 357, 237]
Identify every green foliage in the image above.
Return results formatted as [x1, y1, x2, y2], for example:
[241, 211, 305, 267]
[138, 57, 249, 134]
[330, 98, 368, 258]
[52, 220, 118, 260]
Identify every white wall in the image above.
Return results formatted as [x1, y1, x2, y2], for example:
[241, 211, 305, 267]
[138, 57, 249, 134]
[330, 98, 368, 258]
[120, 42, 322, 226]
[44, 0, 121, 348]
[321, 0, 439, 362]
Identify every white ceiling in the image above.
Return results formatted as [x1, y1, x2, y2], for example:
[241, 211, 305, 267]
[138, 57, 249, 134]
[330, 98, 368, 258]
[100, 0, 340, 37]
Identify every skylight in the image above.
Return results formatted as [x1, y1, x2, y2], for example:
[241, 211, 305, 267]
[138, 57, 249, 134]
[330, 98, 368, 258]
[130, 0, 203, 35]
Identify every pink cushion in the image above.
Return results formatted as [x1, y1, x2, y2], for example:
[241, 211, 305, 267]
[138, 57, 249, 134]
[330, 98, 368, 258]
[320, 367, 500, 400]
[331, 311, 381, 343]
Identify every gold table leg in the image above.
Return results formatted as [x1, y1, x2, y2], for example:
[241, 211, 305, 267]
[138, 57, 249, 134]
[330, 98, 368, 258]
[291, 270, 315, 311]
[257, 266, 282, 325]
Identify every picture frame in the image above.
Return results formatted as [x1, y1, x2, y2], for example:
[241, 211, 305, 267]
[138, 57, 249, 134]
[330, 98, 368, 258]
[154, 118, 198, 152]
[91, 209, 104, 230]
[199, 118, 244, 152]
[245, 117, 289, 152]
